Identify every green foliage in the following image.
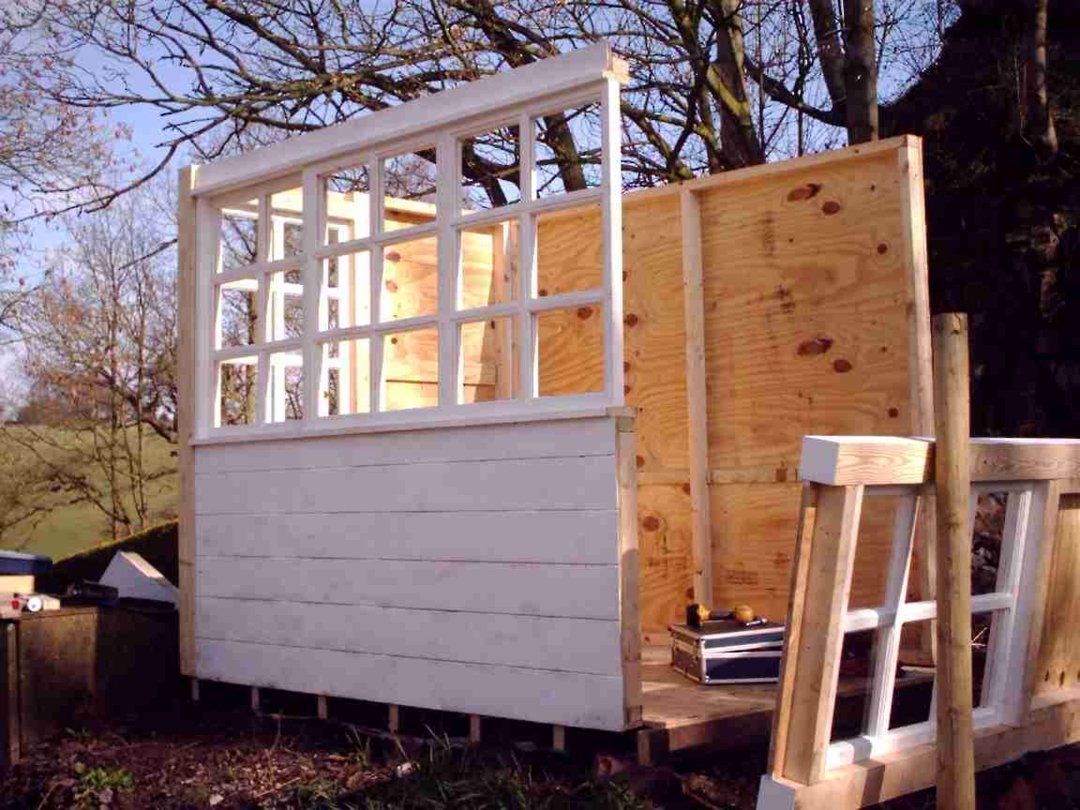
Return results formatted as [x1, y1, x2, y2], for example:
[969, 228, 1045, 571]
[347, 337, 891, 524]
[0, 425, 177, 561]
[329, 741, 651, 810]
[75, 766, 135, 806]
[43, 520, 179, 590]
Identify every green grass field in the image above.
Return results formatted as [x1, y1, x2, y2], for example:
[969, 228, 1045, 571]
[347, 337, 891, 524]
[0, 424, 179, 561]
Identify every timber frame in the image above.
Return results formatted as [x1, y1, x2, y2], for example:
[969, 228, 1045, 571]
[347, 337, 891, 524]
[179, 42, 942, 741]
[759, 436, 1080, 809]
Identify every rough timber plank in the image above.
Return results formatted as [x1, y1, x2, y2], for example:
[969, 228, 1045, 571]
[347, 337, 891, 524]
[1035, 494, 1080, 694]
[177, 165, 198, 676]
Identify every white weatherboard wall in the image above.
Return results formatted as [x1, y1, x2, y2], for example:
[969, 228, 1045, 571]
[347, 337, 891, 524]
[192, 415, 630, 730]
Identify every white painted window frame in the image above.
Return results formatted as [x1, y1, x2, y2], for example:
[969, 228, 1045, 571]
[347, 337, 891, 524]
[825, 479, 1051, 771]
[189, 44, 627, 441]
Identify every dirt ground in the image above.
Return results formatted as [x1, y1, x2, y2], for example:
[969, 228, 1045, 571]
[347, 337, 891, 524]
[1, 690, 1078, 809]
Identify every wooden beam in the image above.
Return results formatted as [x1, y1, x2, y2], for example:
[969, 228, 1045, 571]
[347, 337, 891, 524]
[757, 690, 1080, 810]
[317, 695, 328, 720]
[250, 686, 261, 714]
[799, 436, 1080, 487]
[931, 313, 975, 810]
[552, 724, 566, 752]
[616, 414, 643, 727]
[680, 189, 713, 604]
[177, 165, 199, 677]
[775, 484, 864, 784]
[388, 704, 400, 734]
[768, 484, 818, 778]
[193, 43, 626, 198]
[469, 714, 482, 744]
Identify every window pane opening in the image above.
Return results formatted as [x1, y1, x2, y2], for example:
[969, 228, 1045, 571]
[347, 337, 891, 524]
[383, 149, 438, 232]
[536, 306, 604, 397]
[459, 220, 517, 310]
[322, 251, 370, 329]
[218, 359, 258, 427]
[460, 317, 517, 404]
[268, 186, 305, 258]
[534, 104, 602, 198]
[381, 236, 438, 322]
[535, 203, 602, 297]
[320, 338, 371, 417]
[220, 209, 259, 273]
[891, 619, 935, 731]
[381, 327, 439, 412]
[973, 491, 1008, 596]
[323, 165, 372, 244]
[218, 282, 259, 348]
[461, 124, 521, 212]
[269, 353, 303, 422]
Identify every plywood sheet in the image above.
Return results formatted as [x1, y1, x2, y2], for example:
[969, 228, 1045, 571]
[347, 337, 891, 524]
[697, 149, 915, 474]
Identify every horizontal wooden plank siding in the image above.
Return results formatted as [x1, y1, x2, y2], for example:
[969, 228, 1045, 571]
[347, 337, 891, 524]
[196, 598, 620, 675]
[195, 455, 616, 515]
[197, 511, 618, 564]
[196, 557, 620, 619]
[192, 416, 629, 729]
[197, 639, 626, 729]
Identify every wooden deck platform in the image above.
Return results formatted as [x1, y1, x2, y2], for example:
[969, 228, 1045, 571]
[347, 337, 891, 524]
[636, 645, 928, 764]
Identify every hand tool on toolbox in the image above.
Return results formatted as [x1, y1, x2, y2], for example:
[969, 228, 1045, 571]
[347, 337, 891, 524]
[685, 602, 768, 629]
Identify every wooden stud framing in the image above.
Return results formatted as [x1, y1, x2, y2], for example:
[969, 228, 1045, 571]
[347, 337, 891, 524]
[469, 714, 482, 744]
[177, 165, 199, 676]
[552, 724, 567, 753]
[773, 484, 864, 784]
[679, 189, 712, 604]
[250, 686, 261, 714]
[931, 313, 975, 810]
[317, 695, 328, 721]
[388, 704, 400, 734]
[616, 411, 643, 727]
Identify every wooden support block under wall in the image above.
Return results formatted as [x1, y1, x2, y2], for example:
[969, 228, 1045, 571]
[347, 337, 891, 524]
[190, 678, 200, 703]
[469, 715, 482, 744]
[250, 686, 260, 714]
[317, 695, 328, 721]
[552, 724, 566, 753]
[388, 704, 400, 734]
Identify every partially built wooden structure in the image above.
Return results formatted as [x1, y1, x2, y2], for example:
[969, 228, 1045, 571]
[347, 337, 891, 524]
[177, 45, 935, 741]
[759, 435, 1080, 808]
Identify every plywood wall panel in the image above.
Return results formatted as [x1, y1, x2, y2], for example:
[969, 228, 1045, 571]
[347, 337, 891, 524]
[697, 151, 915, 475]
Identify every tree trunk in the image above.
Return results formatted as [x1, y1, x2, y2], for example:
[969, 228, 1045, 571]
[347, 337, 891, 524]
[842, 0, 878, 142]
[1023, 0, 1058, 158]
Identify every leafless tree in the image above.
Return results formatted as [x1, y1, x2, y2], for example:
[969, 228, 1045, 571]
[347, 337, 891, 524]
[0, 0, 956, 234]
[5, 176, 177, 539]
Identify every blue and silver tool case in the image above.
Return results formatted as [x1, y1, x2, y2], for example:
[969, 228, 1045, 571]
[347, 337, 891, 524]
[669, 619, 786, 684]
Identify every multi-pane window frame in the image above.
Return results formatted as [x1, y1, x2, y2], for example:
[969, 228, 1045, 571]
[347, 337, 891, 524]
[192, 52, 625, 440]
[825, 480, 1048, 771]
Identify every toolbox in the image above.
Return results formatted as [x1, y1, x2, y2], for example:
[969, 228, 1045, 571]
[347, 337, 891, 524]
[669, 619, 786, 684]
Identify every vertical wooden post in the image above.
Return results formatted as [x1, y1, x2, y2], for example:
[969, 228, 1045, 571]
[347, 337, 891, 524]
[773, 484, 864, 784]
[680, 188, 713, 604]
[177, 165, 199, 678]
[932, 312, 975, 810]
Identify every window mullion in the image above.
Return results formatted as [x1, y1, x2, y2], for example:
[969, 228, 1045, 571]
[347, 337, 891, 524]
[255, 195, 273, 425]
[864, 492, 919, 739]
[370, 159, 385, 413]
[518, 111, 536, 400]
[436, 132, 457, 407]
[302, 168, 322, 420]
[599, 74, 624, 404]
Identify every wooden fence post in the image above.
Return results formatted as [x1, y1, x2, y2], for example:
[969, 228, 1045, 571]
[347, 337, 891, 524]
[932, 312, 975, 810]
